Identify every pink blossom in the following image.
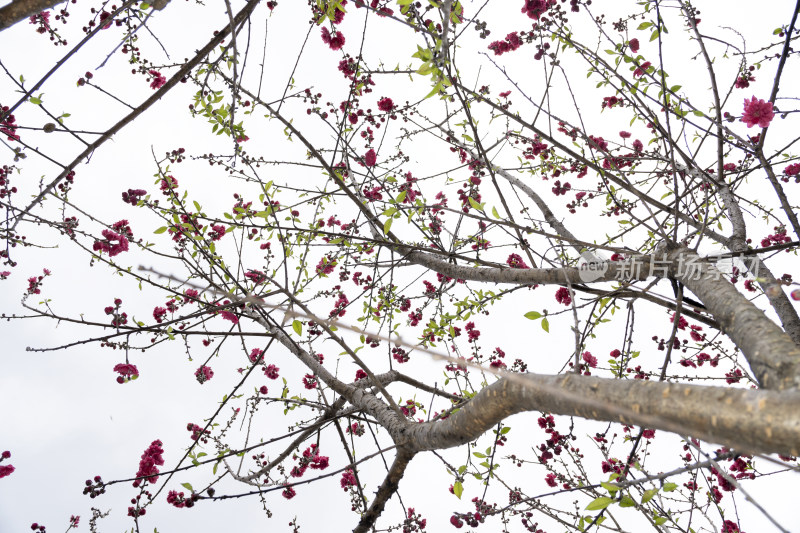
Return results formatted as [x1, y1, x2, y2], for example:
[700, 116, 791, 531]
[321, 27, 345, 50]
[582, 351, 598, 368]
[522, 0, 554, 20]
[93, 229, 129, 257]
[555, 287, 571, 305]
[148, 70, 166, 90]
[629, 38, 639, 53]
[133, 440, 164, 487]
[364, 148, 377, 167]
[195, 365, 214, 384]
[114, 363, 139, 377]
[377, 97, 394, 112]
[506, 253, 529, 269]
[633, 61, 651, 78]
[153, 306, 167, 323]
[0, 464, 15, 478]
[340, 469, 357, 489]
[741, 96, 774, 128]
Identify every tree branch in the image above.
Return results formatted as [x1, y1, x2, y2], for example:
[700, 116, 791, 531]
[401, 373, 800, 457]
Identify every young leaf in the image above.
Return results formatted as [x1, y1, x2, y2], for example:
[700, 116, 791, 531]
[292, 320, 302, 335]
[642, 487, 659, 503]
[453, 480, 463, 499]
[585, 496, 614, 511]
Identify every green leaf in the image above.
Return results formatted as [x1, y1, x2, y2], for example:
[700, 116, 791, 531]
[541, 317, 549, 332]
[453, 480, 463, 499]
[153, 226, 168, 234]
[600, 482, 620, 493]
[396, 190, 407, 203]
[619, 495, 636, 507]
[383, 217, 393, 234]
[654, 516, 668, 526]
[524, 311, 542, 320]
[662, 482, 678, 492]
[472, 452, 486, 458]
[492, 206, 501, 219]
[468, 196, 483, 211]
[29, 96, 42, 105]
[292, 320, 302, 335]
[140, 2, 151, 8]
[642, 487, 659, 503]
[181, 482, 193, 491]
[637, 21, 652, 30]
[585, 496, 614, 511]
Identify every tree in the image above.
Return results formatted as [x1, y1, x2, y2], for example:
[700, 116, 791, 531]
[1, 0, 800, 531]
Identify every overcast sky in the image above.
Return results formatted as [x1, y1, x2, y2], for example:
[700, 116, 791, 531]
[1, 1, 799, 532]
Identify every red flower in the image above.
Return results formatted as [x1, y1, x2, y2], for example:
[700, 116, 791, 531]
[506, 253, 529, 269]
[133, 440, 164, 488]
[195, 365, 214, 384]
[741, 96, 774, 128]
[321, 27, 345, 50]
[555, 287, 572, 305]
[0, 464, 15, 478]
[149, 70, 167, 90]
[633, 61, 651, 78]
[629, 38, 639, 53]
[364, 148, 377, 167]
[114, 363, 139, 384]
[377, 97, 394, 112]
[522, 0, 554, 20]
[582, 351, 597, 368]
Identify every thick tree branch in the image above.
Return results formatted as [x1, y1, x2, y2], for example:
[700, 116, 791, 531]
[353, 447, 416, 533]
[401, 373, 800, 457]
[0, 0, 60, 32]
[669, 245, 800, 390]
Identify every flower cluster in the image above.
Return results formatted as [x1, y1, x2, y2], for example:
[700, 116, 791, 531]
[506, 253, 529, 269]
[488, 32, 522, 56]
[132, 440, 164, 487]
[0, 450, 14, 479]
[93, 226, 130, 257]
[148, 70, 166, 90]
[82, 475, 105, 498]
[555, 287, 571, 306]
[340, 468, 357, 490]
[195, 365, 214, 384]
[166, 490, 198, 508]
[321, 27, 345, 50]
[26, 268, 51, 295]
[521, 0, 555, 20]
[290, 445, 330, 478]
[113, 363, 139, 384]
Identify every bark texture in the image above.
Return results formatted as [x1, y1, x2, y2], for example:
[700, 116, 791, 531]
[400, 373, 800, 457]
[0, 0, 60, 32]
[669, 246, 800, 390]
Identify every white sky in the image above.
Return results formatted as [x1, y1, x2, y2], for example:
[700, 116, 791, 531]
[1, 0, 799, 532]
